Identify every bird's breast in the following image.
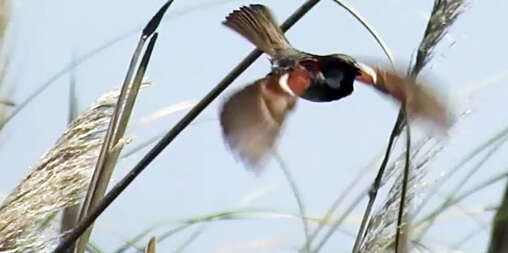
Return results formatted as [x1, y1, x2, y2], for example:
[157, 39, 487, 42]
[286, 66, 311, 95]
[267, 66, 311, 97]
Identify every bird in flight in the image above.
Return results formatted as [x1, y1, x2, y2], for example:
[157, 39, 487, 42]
[220, 4, 450, 169]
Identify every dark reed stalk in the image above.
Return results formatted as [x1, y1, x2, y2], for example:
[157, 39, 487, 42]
[483, 151, 508, 253]
[481, 180, 508, 253]
[395, 119, 411, 253]
[52, 1, 322, 252]
[352, 1, 465, 252]
[356, 138, 441, 252]
[352, 112, 403, 253]
[317, 138, 437, 252]
[480, 166, 508, 253]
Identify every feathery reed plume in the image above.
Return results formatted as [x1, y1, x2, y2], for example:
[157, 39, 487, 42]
[0, 88, 121, 252]
[359, 138, 444, 252]
[410, 0, 465, 76]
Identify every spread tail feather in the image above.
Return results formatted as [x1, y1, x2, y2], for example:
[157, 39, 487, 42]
[223, 4, 294, 57]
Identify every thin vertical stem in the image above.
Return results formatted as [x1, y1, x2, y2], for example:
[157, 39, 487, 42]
[395, 115, 411, 253]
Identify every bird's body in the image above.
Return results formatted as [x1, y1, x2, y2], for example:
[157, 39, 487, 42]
[220, 4, 449, 168]
[224, 5, 368, 103]
[293, 55, 360, 102]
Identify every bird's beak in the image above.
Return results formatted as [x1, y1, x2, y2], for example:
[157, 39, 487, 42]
[355, 62, 378, 85]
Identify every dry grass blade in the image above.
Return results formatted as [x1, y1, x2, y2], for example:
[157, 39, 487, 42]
[67, 53, 79, 124]
[74, 32, 161, 253]
[413, 136, 507, 241]
[144, 237, 156, 253]
[174, 227, 204, 253]
[414, 126, 508, 220]
[329, 0, 394, 65]
[86, 243, 104, 253]
[312, 189, 368, 253]
[273, 152, 310, 251]
[304, 154, 378, 250]
[74, 2, 171, 252]
[118, 209, 330, 253]
[135, 100, 197, 126]
[416, 169, 508, 238]
[0, 89, 120, 252]
[352, 1, 466, 252]
[421, 136, 506, 229]
[53, 1, 323, 252]
[113, 224, 161, 253]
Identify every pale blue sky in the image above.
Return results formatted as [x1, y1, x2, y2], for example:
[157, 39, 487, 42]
[2, 0, 508, 252]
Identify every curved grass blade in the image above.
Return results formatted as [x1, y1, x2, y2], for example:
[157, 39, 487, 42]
[330, 0, 394, 65]
[274, 152, 310, 252]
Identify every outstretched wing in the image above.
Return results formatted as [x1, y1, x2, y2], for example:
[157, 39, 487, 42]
[220, 76, 297, 169]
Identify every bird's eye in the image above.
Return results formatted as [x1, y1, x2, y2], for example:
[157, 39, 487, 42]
[299, 60, 320, 74]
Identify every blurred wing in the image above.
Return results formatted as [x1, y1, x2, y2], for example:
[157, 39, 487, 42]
[357, 65, 451, 130]
[220, 77, 296, 169]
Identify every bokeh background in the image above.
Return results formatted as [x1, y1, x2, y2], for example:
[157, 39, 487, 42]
[1, 0, 507, 252]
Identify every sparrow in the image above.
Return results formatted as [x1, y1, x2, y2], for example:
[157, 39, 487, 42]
[220, 4, 450, 168]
